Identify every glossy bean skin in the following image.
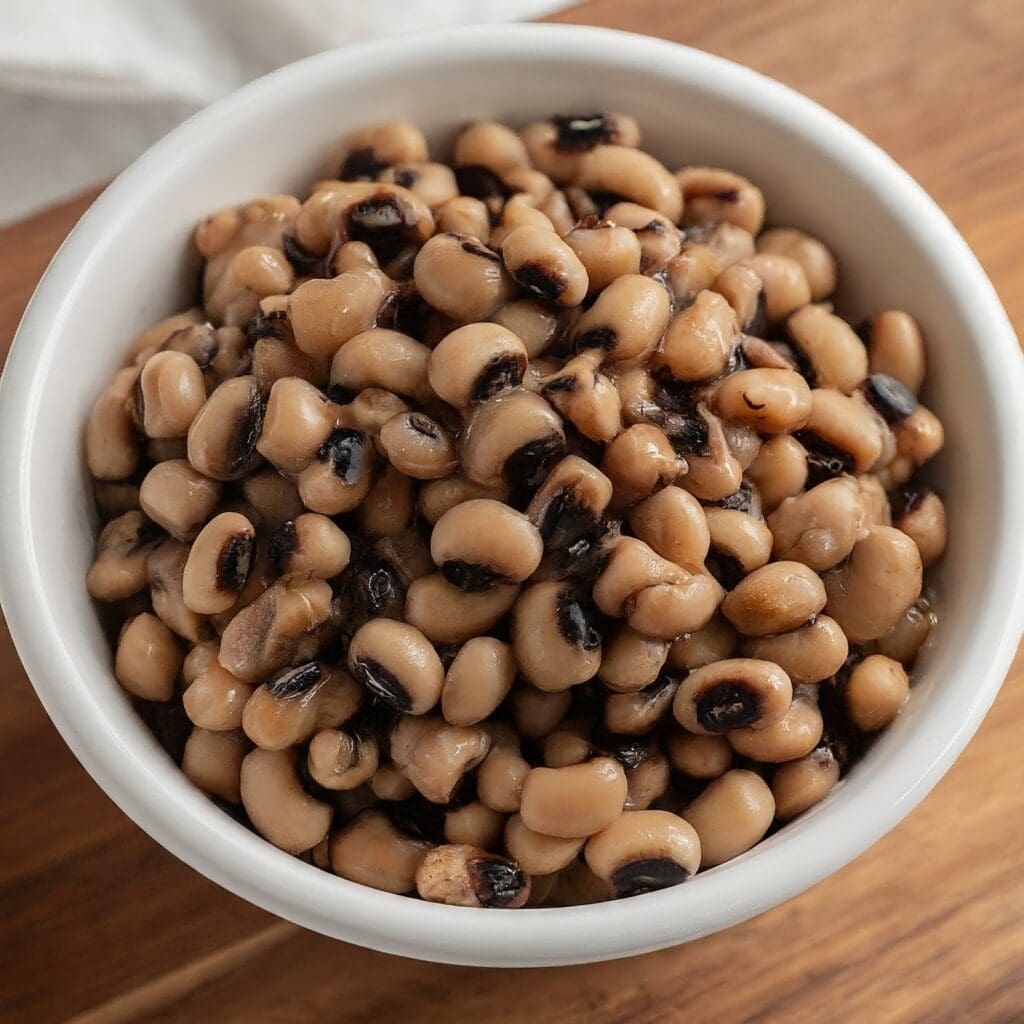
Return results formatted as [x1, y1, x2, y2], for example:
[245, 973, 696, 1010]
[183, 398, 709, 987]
[571, 275, 671, 363]
[658, 290, 738, 383]
[845, 654, 910, 730]
[677, 166, 765, 234]
[742, 615, 849, 685]
[756, 228, 837, 301]
[772, 747, 840, 820]
[520, 758, 628, 839]
[722, 561, 827, 636]
[685, 769, 775, 868]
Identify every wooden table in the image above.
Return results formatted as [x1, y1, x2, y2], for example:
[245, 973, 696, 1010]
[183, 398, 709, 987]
[2, 2, 1022, 1021]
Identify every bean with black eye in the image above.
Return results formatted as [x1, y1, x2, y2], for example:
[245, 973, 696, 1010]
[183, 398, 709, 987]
[406, 724, 492, 804]
[592, 535, 686, 617]
[249, 335, 324, 395]
[892, 487, 946, 567]
[347, 617, 443, 714]
[746, 435, 808, 513]
[331, 119, 428, 180]
[520, 757, 627, 839]
[357, 465, 416, 538]
[436, 196, 491, 241]
[575, 145, 682, 222]
[377, 411, 457, 481]
[676, 166, 765, 235]
[147, 539, 211, 643]
[571, 274, 671, 364]
[441, 637, 516, 727]
[786, 304, 868, 393]
[139, 459, 221, 542]
[329, 328, 431, 401]
[182, 512, 256, 614]
[772, 746, 841, 820]
[269, 513, 351, 580]
[623, 747, 670, 809]
[182, 664, 253, 731]
[585, 810, 700, 897]
[603, 201, 682, 273]
[658, 290, 738, 383]
[86, 367, 140, 481]
[743, 614, 848, 686]
[511, 684, 572, 740]
[419, 473, 510, 525]
[114, 613, 182, 702]
[597, 625, 669, 694]
[703, 508, 773, 588]
[722, 561, 826, 636]
[601, 425, 685, 508]
[296, 427, 375, 514]
[489, 196, 556, 248]
[87, 511, 164, 602]
[863, 310, 926, 394]
[500, 224, 589, 307]
[204, 245, 295, 327]
[330, 808, 432, 894]
[520, 112, 640, 183]
[685, 769, 775, 868]
[378, 161, 458, 208]
[346, 387, 411, 438]
[666, 728, 732, 779]
[539, 350, 622, 443]
[512, 581, 602, 691]
[182, 727, 249, 803]
[846, 654, 910, 731]
[667, 615, 738, 672]
[427, 322, 528, 409]
[256, 377, 343, 475]
[404, 573, 519, 645]
[673, 658, 792, 735]
[871, 598, 936, 666]
[797, 388, 885, 481]
[824, 526, 922, 642]
[307, 729, 379, 790]
[735, 255, 810, 323]
[413, 232, 514, 323]
[186, 376, 265, 482]
[728, 694, 823, 762]
[767, 476, 867, 572]
[135, 350, 207, 439]
[416, 843, 531, 908]
[605, 674, 677, 735]
[757, 228, 837, 302]
[129, 308, 205, 362]
[565, 217, 642, 294]
[892, 403, 944, 470]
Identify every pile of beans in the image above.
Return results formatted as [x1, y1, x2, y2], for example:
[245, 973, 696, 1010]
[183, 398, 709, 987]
[85, 113, 944, 908]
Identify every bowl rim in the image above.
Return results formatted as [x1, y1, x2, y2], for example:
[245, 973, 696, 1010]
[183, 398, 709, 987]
[2, 22, 1023, 967]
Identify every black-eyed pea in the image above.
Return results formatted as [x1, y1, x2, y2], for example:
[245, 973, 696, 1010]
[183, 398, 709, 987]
[378, 161, 458, 208]
[892, 487, 946, 567]
[736, 255, 810, 322]
[723, 424, 762, 470]
[846, 654, 910, 731]
[857, 474, 892, 528]
[504, 815, 584, 876]
[147, 539, 211, 643]
[572, 274, 671, 363]
[256, 377, 343, 475]
[598, 625, 669, 693]
[218, 575, 332, 683]
[722, 561, 826, 636]
[521, 757, 628, 839]
[677, 166, 765, 235]
[728, 695, 823, 762]
[370, 762, 416, 802]
[539, 189, 576, 234]
[664, 243, 722, 307]
[711, 368, 812, 434]
[704, 508, 773, 589]
[94, 481, 142, 521]
[182, 512, 256, 615]
[308, 730, 379, 790]
[330, 808, 432, 895]
[135, 351, 207, 438]
[114, 613, 182, 701]
[685, 769, 775, 868]
[892, 404, 944, 468]
[329, 240, 379, 274]
[711, 263, 765, 336]
[331, 120, 428, 180]
[824, 527, 922, 642]
[477, 743, 532, 813]
[593, 537, 683, 618]
[512, 581, 602, 691]
[128, 308, 205, 362]
[86, 366, 139, 477]
[604, 201, 682, 273]
[249, 336, 324, 395]
[181, 640, 219, 685]
[772, 747, 841, 820]
[539, 349, 622, 442]
[377, 412, 457, 481]
[346, 388, 411, 438]
[768, 477, 867, 571]
[330, 329, 431, 401]
[673, 658, 792, 734]
[405, 574, 519, 644]
[601, 425, 684, 507]
[691, 221, 756, 269]
[207, 324, 251, 386]
[543, 720, 594, 768]
[348, 617, 443, 714]
[87, 511, 164, 602]
[743, 614, 849, 685]
[622, 746, 672, 810]
[445, 802, 506, 850]
[297, 428, 375, 514]
[419, 474, 510, 525]
[406, 724, 492, 804]
[787, 304, 868, 393]
[204, 245, 294, 326]
[357, 466, 416, 538]
[501, 224, 589, 307]
[441, 637, 516, 727]
[526, 453, 612, 549]
[436, 196, 491, 241]
[756, 228, 837, 301]
[797, 388, 885, 480]
[627, 487, 709, 571]
[511, 684, 572, 740]
[489, 198, 555, 248]
[680, 414, 745, 504]
[658, 290, 738, 382]
[667, 615, 738, 672]
[493, 299, 561, 358]
[870, 598, 936, 666]
[863, 311, 926, 394]
[187, 376, 265, 481]
[576, 146, 682, 222]
[454, 119, 530, 174]
[666, 729, 732, 779]
[268, 513, 351, 581]
[586, 810, 701, 897]
[413, 233, 514, 323]
[182, 727, 249, 803]
[565, 218, 642, 293]
[746, 435, 809, 512]
[605, 674, 677, 734]
[522, 355, 563, 394]
[287, 270, 395, 358]
[139, 459, 221, 542]
[182, 664, 252, 731]
[416, 843, 531, 908]
[240, 468, 303, 531]
[427, 322, 528, 409]
[520, 112, 640, 183]
[627, 570, 723, 641]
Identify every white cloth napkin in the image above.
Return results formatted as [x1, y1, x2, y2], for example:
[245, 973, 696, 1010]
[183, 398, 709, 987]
[0, 0, 569, 225]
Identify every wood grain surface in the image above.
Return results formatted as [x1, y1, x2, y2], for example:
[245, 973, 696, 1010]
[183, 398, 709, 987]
[1, 2, 1022, 1021]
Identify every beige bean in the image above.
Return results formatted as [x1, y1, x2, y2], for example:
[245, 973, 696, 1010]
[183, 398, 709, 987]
[798, 388, 885, 476]
[756, 228, 837, 301]
[114, 613, 182, 701]
[520, 112, 641, 183]
[330, 329, 431, 400]
[406, 724, 492, 804]
[736, 255, 811, 322]
[571, 274, 671, 364]
[139, 459, 221, 542]
[667, 615, 738, 671]
[704, 508, 773, 587]
[330, 809, 432, 895]
[768, 477, 867, 570]
[658, 290, 738, 383]
[147, 539, 211, 643]
[415, 843, 531, 908]
[685, 769, 775, 868]
[288, 270, 395, 358]
[182, 727, 249, 803]
[743, 614, 849, 685]
[576, 145, 682, 222]
[414, 233, 514, 323]
[605, 674, 677, 735]
[746, 435, 808, 512]
[419, 473, 510, 525]
[187, 376, 265, 482]
[442, 637, 516, 726]
[427, 322, 528, 409]
[477, 744, 532, 813]
[87, 511, 163, 602]
[604, 201, 682, 273]
[308, 730, 379, 790]
[511, 684, 571, 740]
[728, 696, 823, 762]
[445, 802, 506, 850]
[674, 657, 792, 735]
[182, 512, 256, 615]
[677, 166, 765, 235]
[787, 304, 868, 393]
[436, 196, 491, 241]
[892, 488, 946, 568]
[297, 427, 375, 515]
[722, 561, 827, 636]
[598, 625, 669, 693]
[664, 243, 722, 306]
[405, 574, 519, 644]
[711, 368, 812, 433]
[183, 664, 252, 731]
[256, 377, 343, 475]
[602, 425, 685, 507]
[846, 654, 910, 731]
[566, 218, 642, 293]
[864, 311, 926, 394]
[504, 815, 584, 875]
[520, 758, 628, 839]
[348, 618, 443, 714]
[666, 729, 732, 779]
[135, 350, 207, 439]
[772, 747, 841, 820]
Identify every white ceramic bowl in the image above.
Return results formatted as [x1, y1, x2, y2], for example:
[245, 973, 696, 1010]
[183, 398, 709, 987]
[1, 24, 1022, 967]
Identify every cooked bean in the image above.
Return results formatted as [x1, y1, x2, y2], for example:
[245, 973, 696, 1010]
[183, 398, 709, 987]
[601, 425, 684, 506]
[441, 637, 516, 728]
[454, 119, 530, 173]
[664, 243, 722, 307]
[542, 720, 594, 768]
[416, 843, 531, 908]
[772, 747, 841, 820]
[135, 351, 206, 439]
[539, 349, 622, 442]
[565, 218, 642, 293]
[711, 263, 765, 336]
[756, 228, 837, 301]
[722, 561, 826, 636]
[328, 240, 379, 274]
[667, 615, 738, 671]
[129, 308, 205, 362]
[892, 487, 946, 567]
[680, 415, 746, 504]
[87, 511, 163, 602]
[489, 197, 556, 248]
[768, 477, 867, 571]
[871, 598, 936, 666]
[182, 512, 256, 614]
[892, 404, 944, 468]
[187, 376, 265, 481]
[604, 201, 681, 272]
[378, 161, 458, 208]
[370, 762, 416, 802]
[182, 727, 249, 802]
[404, 573, 518, 644]
[628, 487, 709, 571]
[673, 658, 792, 735]
[571, 274, 671, 363]
[330, 808, 431, 894]
[147, 539, 211, 642]
[427, 322, 528, 409]
[256, 377, 343, 475]
[743, 614, 848, 685]
[521, 757, 627, 839]
[704, 508, 773, 588]
[685, 769, 775, 868]
[419, 474, 510, 525]
[677, 166, 765, 234]
[593, 537, 681, 617]
[627, 570, 722, 641]
[414, 233, 513, 323]
[605, 674, 677, 735]
[204, 245, 294, 327]
[139, 459, 221, 541]
[94, 481, 142, 521]
[183, 664, 252, 731]
[114, 613, 182, 701]
[240, 468, 303, 530]
[846, 654, 910, 731]
[576, 145, 682, 222]
[598, 625, 669, 694]
[287, 270, 395, 358]
[307, 729, 379, 790]
[493, 299, 561, 359]
[345, 388, 411, 439]
[511, 684, 571, 740]
[658, 290, 738, 382]
[736, 255, 811, 322]
[520, 112, 640, 183]
[331, 120, 428, 180]
[728, 695, 822, 762]
[296, 428, 375, 514]
[330, 329, 431, 400]
[477, 744, 531, 813]
[354, 465, 414, 538]
[444, 802, 506, 850]
[863, 310, 926, 394]
[269, 513, 351, 580]
[436, 196, 491, 241]
[666, 729, 732, 779]
[377, 411, 456, 480]
[586, 810, 700, 897]
[746, 435, 808, 512]
[348, 618, 443, 714]
[500, 224, 588, 307]
[406, 724, 491, 804]
[824, 527, 922, 642]
[787, 304, 868, 392]
[504, 815, 584, 876]
[797, 388, 885, 479]
[689, 221, 756, 269]
[712, 368, 812, 433]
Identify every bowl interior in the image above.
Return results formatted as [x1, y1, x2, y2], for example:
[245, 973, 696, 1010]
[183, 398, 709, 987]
[3, 25, 1021, 966]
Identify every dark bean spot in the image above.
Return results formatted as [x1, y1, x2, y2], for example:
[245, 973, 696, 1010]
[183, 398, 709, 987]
[540, 374, 577, 395]
[469, 856, 527, 908]
[695, 681, 762, 732]
[662, 413, 710, 457]
[705, 551, 747, 591]
[135, 693, 190, 765]
[611, 858, 690, 898]
[865, 373, 917, 423]
[388, 795, 446, 841]
[339, 146, 389, 181]
[556, 589, 602, 650]
[552, 113, 614, 151]
[269, 661, 323, 699]
[653, 377, 700, 416]
[538, 490, 594, 548]
[268, 520, 297, 567]
[226, 384, 266, 477]
[377, 284, 436, 340]
[891, 486, 930, 519]
[454, 166, 510, 221]
[472, 352, 527, 402]
[351, 657, 412, 712]
[322, 383, 356, 405]
[216, 532, 254, 594]
[503, 432, 567, 508]
[514, 261, 567, 303]
[704, 481, 758, 513]
[710, 188, 740, 203]
[406, 414, 440, 439]
[795, 431, 854, 487]
[318, 428, 368, 484]
[742, 392, 766, 411]
[459, 237, 503, 262]
[391, 168, 418, 188]
[165, 324, 219, 368]
[348, 194, 415, 265]
[575, 326, 617, 352]
[351, 553, 403, 618]
[441, 560, 508, 592]
[283, 233, 330, 278]
[243, 310, 287, 345]
[588, 191, 627, 216]
[595, 734, 647, 770]
[854, 319, 872, 346]
[784, 337, 818, 386]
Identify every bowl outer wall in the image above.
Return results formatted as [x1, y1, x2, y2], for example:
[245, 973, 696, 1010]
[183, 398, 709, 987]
[0, 24, 1022, 966]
